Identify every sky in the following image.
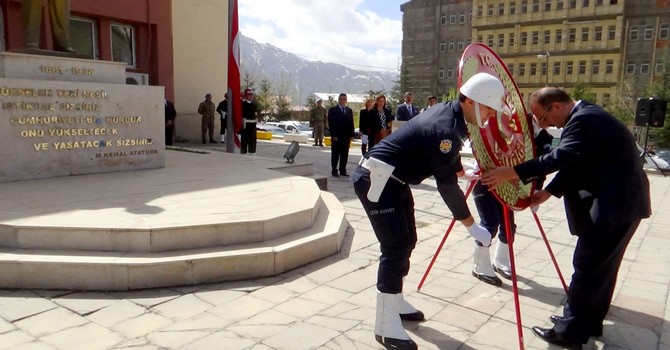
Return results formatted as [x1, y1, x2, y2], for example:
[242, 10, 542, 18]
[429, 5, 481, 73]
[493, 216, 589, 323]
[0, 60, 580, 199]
[238, 0, 406, 72]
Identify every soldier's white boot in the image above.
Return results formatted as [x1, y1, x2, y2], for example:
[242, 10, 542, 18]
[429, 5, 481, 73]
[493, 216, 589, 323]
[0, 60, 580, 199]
[374, 292, 417, 350]
[472, 244, 502, 286]
[493, 241, 512, 280]
[398, 293, 424, 321]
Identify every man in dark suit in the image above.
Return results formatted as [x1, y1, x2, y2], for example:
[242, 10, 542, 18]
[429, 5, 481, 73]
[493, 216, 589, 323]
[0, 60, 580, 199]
[482, 87, 651, 349]
[327, 93, 355, 177]
[395, 92, 419, 121]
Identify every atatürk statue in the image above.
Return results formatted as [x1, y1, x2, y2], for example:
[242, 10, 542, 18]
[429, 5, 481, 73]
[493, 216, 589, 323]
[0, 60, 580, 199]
[21, 0, 75, 52]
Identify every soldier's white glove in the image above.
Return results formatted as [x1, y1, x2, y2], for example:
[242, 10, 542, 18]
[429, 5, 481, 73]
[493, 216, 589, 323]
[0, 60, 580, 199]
[466, 223, 492, 246]
[530, 190, 540, 213]
[462, 161, 480, 181]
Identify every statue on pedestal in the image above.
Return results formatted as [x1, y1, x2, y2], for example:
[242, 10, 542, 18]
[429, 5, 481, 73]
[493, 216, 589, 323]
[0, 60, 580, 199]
[21, 0, 75, 52]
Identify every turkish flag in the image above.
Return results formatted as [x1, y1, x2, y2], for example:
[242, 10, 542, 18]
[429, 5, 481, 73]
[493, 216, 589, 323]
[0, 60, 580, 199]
[228, 0, 242, 147]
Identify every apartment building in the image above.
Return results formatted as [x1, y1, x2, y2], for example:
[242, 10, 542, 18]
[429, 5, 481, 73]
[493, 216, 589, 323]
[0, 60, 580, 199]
[401, 0, 670, 105]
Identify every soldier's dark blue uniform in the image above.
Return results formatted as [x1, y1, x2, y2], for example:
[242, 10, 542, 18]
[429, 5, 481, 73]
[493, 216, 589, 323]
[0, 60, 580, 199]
[352, 100, 472, 294]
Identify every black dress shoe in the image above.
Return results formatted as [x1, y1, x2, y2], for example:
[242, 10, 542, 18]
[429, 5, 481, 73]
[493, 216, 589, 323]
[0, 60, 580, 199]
[399, 310, 425, 321]
[550, 315, 602, 337]
[472, 271, 503, 286]
[532, 326, 582, 350]
[375, 335, 417, 350]
[493, 265, 512, 280]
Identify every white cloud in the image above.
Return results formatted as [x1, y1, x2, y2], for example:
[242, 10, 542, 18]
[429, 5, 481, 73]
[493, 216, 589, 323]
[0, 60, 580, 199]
[239, 0, 402, 72]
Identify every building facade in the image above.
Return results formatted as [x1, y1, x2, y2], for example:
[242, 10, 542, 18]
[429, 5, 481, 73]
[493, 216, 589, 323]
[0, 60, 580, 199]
[401, 0, 670, 106]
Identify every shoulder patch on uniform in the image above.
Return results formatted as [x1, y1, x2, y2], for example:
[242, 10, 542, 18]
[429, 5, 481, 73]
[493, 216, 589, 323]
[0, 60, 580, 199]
[439, 139, 453, 154]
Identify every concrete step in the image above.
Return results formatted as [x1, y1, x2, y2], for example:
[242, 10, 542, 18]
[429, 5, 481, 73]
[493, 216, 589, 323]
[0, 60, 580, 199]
[0, 192, 347, 290]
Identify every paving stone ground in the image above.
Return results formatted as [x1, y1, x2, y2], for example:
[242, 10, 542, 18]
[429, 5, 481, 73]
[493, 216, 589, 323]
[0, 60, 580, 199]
[1, 139, 669, 350]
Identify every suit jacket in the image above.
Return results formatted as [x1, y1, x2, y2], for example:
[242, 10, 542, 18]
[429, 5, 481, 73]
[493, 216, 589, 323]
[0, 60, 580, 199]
[396, 102, 419, 121]
[514, 102, 651, 235]
[328, 105, 355, 139]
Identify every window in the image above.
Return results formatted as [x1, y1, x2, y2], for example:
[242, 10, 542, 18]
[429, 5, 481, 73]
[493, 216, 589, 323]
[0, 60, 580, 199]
[581, 28, 589, 41]
[532, 31, 539, 44]
[521, 32, 528, 45]
[608, 25, 616, 40]
[449, 41, 455, 51]
[606, 59, 614, 74]
[510, 2, 517, 14]
[510, 33, 516, 46]
[556, 29, 563, 43]
[569, 0, 577, 8]
[447, 69, 454, 78]
[545, 0, 552, 11]
[519, 63, 526, 76]
[566, 61, 574, 74]
[70, 18, 97, 60]
[569, 28, 576, 42]
[488, 4, 494, 16]
[629, 27, 639, 41]
[557, 0, 564, 9]
[553, 62, 561, 75]
[645, 26, 654, 40]
[641, 59, 650, 74]
[477, 6, 483, 16]
[458, 41, 465, 51]
[509, 63, 515, 75]
[579, 60, 586, 74]
[499, 3, 505, 15]
[583, 0, 590, 7]
[440, 42, 446, 52]
[626, 60, 635, 74]
[592, 60, 600, 74]
[498, 34, 505, 47]
[438, 69, 445, 79]
[450, 15, 456, 24]
[660, 24, 670, 39]
[656, 59, 665, 74]
[533, 0, 540, 11]
[459, 11, 466, 23]
[530, 62, 537, 75]
[594, 26, 602, 41]
[441, 15, 447, 25]
[111, 23, 136, 67]
[521, 0, 528, 13]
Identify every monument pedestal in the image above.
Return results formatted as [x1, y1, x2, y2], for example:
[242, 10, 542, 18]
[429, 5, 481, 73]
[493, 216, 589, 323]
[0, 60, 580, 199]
[0, 52, 165, 183]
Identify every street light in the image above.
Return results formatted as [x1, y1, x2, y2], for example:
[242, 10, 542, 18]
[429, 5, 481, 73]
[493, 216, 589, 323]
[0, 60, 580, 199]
[537, 52, 550, 86]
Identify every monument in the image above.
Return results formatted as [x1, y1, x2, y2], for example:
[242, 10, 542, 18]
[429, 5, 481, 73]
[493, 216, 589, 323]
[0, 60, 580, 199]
[0, 2, 164, 183]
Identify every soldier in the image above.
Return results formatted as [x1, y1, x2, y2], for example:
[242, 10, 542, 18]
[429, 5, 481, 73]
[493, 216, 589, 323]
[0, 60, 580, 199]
[197, 93, 217, 144]
[309, 99, 327, 147]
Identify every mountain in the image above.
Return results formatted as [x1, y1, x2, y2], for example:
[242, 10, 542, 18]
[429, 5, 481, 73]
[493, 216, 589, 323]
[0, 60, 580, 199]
[239, 34, 397, 106]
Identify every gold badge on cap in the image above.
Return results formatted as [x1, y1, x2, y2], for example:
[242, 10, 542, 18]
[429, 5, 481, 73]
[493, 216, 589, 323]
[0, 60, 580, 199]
[439, 139, 453, 154]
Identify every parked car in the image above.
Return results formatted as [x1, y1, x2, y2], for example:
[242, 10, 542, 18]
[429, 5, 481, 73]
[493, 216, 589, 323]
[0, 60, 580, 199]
[257, 125, 290, 137]
[277, 122, 312, 136]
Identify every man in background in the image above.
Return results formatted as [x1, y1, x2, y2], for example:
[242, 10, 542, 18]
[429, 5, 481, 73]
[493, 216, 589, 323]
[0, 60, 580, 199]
[198, 93, 217, 144]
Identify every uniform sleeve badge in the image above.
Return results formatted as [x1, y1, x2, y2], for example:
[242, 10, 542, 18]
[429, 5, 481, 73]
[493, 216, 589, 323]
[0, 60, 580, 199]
[439, 139, 453, 154]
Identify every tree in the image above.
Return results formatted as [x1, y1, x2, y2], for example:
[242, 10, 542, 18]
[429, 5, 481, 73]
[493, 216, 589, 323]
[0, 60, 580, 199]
[570, 82, 596, 103]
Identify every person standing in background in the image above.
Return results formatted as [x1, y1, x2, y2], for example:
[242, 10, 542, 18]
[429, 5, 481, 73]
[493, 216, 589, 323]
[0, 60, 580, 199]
[241, 88, 261, 154]
[198, 93, 217, 144]
[164, 98, 177, 146]
[396, 92, 419, 121]
[216, 93, 228, 143]
[309, 99, 327, 147]
[327, 93, 355, 177]
[359, 99, 373, 154]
